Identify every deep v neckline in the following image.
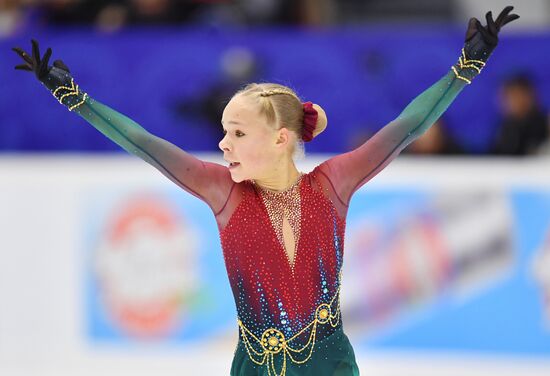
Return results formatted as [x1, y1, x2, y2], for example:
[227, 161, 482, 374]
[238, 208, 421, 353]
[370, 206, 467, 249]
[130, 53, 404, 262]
[279, 214, 299, 272]
[252, 173, 305, 275]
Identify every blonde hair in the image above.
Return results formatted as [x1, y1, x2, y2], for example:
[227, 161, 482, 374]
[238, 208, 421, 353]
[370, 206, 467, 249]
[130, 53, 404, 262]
[234, 83, 327, 160]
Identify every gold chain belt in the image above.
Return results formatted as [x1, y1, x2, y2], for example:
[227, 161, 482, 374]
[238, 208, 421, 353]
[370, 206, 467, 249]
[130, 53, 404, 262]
[236, 273, 342, 376]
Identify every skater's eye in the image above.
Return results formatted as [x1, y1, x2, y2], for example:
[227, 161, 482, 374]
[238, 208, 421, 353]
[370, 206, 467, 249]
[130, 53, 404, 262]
[223, 129, 244, 137]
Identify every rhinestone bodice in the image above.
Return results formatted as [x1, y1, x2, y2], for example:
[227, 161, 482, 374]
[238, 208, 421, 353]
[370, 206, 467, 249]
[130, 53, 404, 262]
[219, 170, 345, 374]
[252, 173, 305, 274]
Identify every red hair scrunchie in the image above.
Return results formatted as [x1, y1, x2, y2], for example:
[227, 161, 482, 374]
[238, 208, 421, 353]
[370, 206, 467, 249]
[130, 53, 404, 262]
[302, 101, 318, 142]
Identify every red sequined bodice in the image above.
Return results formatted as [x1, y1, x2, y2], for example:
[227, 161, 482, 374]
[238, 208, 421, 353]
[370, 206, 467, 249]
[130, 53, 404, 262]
[220, 169, 345, 349]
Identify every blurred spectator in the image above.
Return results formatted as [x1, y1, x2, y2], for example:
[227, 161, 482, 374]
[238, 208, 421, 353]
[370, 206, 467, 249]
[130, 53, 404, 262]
[337, 0, 454, 23]
[122, 0, 201, 25]
[404, 118, 464, 155]
[0, 0, 18, 36]
[491, 73, 550, 156]
[39, 0, 200, 27]
[188, 0, 335, 27]
[38, 0, 106, 24]
[34, 0, 335, 30]
[0, 0, 35, 37]
[172, 46, 261, 133]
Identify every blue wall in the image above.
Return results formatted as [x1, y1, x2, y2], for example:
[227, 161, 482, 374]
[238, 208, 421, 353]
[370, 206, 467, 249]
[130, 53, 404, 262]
[1, 27, 548, 153]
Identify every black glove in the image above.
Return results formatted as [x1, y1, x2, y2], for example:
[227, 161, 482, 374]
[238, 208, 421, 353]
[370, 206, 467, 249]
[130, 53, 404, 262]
[12, 39, 87, 111]
[453, 6, 520, 84]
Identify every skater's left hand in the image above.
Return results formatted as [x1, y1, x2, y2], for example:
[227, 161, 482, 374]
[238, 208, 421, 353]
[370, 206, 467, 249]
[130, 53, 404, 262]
[463, 5, 520, 61]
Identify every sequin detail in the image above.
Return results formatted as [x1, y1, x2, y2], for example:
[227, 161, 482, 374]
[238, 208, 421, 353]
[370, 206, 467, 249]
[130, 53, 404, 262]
[451, 47, 486, 84]
[237, 270, 342, 376]
[219, 170, 347, 376]
[253, 173, 305, 274]
[52, 77, 88, 111]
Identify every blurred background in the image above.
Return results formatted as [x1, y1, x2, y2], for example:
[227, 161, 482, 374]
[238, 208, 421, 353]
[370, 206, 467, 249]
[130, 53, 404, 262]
[1, 0, 549, 375]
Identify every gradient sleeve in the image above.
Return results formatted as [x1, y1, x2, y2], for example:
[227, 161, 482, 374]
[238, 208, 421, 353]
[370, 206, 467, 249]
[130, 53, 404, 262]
[72, 96, 233, 215]
[320, 69, 468, 206]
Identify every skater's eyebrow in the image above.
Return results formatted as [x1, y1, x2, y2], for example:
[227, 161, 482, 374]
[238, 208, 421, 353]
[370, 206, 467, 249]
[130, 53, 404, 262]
[221, 120, 246, 130]
[221, 120, 243, 125]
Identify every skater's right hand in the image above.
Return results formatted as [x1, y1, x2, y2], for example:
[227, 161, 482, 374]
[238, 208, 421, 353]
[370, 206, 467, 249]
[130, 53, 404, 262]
[12, 39, 87, 111]
[12, 39, 74, 92]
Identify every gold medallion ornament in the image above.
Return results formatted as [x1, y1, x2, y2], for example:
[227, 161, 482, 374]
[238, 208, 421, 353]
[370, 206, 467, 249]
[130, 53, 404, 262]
[315, 304, 331, 324]
[261, 328, 285, 354]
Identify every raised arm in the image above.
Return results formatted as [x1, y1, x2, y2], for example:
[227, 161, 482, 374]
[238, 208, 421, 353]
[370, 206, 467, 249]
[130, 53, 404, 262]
[12, 40, 233, 216]
[318, 6, 520, 207]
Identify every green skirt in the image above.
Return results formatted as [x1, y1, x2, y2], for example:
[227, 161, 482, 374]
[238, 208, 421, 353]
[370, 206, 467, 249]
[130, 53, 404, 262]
[230, 326, 360, 376]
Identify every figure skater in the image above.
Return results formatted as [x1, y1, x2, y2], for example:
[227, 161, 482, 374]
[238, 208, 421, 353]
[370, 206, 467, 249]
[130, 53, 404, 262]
[12, 6, 519, 376]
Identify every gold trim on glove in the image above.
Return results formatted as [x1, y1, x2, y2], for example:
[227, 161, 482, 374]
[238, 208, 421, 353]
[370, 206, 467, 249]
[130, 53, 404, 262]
[52, 78, 87, 111]
[452, 48, 486, 84]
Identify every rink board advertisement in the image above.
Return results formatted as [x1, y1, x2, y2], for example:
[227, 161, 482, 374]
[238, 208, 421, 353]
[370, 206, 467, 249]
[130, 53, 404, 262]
[83, 188, 234, 342]
[82, 170, 550, 356]
[344, 188, 550, 355]
[2, 156, 550, 376]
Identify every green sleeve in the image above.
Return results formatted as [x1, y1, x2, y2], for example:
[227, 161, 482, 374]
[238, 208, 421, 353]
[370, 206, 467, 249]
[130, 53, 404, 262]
[68, 95, 233, 214]
[320, 68, 469, 206]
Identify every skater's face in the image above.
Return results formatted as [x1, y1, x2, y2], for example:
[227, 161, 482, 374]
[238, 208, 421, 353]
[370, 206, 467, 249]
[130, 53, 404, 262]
[219, 94, 294, 183]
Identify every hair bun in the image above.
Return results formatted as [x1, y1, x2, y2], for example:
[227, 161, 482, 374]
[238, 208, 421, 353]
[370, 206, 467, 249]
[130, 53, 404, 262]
[310, 103, 327, 139]
[302, 102, 317, 142]
[302, 102, 328, 142]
